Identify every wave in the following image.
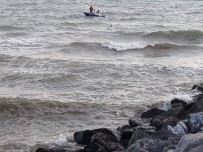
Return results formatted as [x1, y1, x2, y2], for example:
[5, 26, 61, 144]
[101, 42, 198, 51]
[0, 97, 89, 121]
[145, 30, 203, 41]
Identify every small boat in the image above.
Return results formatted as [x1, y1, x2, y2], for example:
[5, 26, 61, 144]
[83, 12, 105, 17]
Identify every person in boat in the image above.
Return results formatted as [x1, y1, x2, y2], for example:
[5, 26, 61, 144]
[89, 5, 93, 13]
[96, 10, 100, 13]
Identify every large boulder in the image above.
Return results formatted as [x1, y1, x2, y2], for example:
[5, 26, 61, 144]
[141, 108, 165, 119]
[171, 99, 187, 107]
[128, 117, 142, 127]
[187, 112, 203, 133]
[175, 132, 203, 152]
[126, 138, 169, 152]
[150, 103, 185, 129]
[74, 128, 116, 145]
[128, 130, 151, 146]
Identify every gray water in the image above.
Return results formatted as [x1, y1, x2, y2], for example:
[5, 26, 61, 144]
[0, 0, 203, 151]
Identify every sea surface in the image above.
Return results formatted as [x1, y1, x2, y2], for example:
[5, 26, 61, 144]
[0, 0, 203, 151]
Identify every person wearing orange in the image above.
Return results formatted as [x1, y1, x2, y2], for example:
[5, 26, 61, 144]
[89, 5, 93, 13]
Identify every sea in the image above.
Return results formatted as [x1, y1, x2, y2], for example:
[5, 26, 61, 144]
[0, 0, 203, 151]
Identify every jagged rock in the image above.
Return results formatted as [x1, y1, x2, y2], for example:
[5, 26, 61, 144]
[74, 128, 116, 145]
[91, 133, 118, 149]
[134, 125, 156, 134]
[117, 125, 132, 133]
[141, 108, 165, 119]
[171, 99, 187, 107]
[192, 85, 203, 93]
[35, 148, 49, 152]
[167, 121, 188, 135]
[175, 132, 203, 152]
[83, 143, 107, 152]
[150, 129, 178, 140]
[107, 142, 125, 152]
[187, 112, 203, 133]
[127, 138, 169, 152]
[120, 129, 133, 140]
[150, 103, 184, 129]
[128, 117, 142, 127]
[128, 130, 151, 146]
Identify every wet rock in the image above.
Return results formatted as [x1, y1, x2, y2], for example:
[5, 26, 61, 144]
[167, 121, 188, 135]
[192, 85, 203, 93]
[171, 99, 187, 107]
[150, 103, 184, 129]
[187, 112, 203, 133]
[128, 130, 151, 146]
[83, 143, 107, 152]
[175, 132, 203, 152]
[91, 133, 118, 149]
[127, 138, 169, 152]
[74, 128, 116, 145]
[128, 117, 142, 127]
[150, 129, 178, 140]
[141, 108, 165, 119]
[120, 129, 133, 141]
[35, 148, 49, 152]
[117, 125, 132, 133]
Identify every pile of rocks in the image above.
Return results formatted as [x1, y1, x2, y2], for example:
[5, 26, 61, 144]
[73, 85, 203, 152]
[35, 84, 203, 152]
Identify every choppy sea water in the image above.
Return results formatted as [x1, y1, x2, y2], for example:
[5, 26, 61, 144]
[0, 0, 203, 151]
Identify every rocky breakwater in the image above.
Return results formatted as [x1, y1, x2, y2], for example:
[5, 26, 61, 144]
[35, 84, 203, 152]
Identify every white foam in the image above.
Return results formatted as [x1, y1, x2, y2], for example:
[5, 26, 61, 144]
[54, 134, 67, 146]
[160, 93, 193, 111]
[101, 42, 149, 51]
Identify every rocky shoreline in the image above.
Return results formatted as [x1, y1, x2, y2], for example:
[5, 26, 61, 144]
[36, 84, 203, 152]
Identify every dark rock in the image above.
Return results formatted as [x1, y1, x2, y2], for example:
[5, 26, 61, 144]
[74, 128, 116, 145]
[161, 116, 181, 130]
[117, 125, 132, 133]
[150, 129, 178, 140]
[35, 148, 49, 152]
[171, 99, 187, 107]
[83, 143, 107, 152]
[141, 108, 165, 119]
[119, 139, 129, 149]
[120, 129, 133, 140]
[127, 138, 169, 152]
[192, 85, 203, 92]
[150, 103, 184, 129]
[128, 117, 142, 127]
[107, 142, 125, 152]
[49, 148, 67, 152]
[187, 112, 203, 133]
[128, 130, 151, 146]
[91, 133, 117, 150]
[134, 125, 156, 134]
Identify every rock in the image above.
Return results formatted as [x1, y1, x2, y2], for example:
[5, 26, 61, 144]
[91, 133, 118, 150]
[187, 112, 203, 133]
[128, 117, 142, 127]
[171, 99, 187, 107]
[141, 108, 165, 119]
[127, 138, 169, 152]
[120, 129, 133, 141]
[107, 142, 125, 152]
[117, 125, 132, 133]
[167, 121, 188, 135]
[150, 129, 178, 140]
[83, 143, 107, 152]
[119, 139, 129, 149]
[74, 128, 116, 145]
[184, 98, 203, 116]
[150, 103, 184, 129]
[35, 148, 49, 152]
[128, 130, 151, 146]
[192, 85, 203, 93]
[175, 132, 203, 152]
[134, 125, 156, 134]
[161, 116, 181, 130]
